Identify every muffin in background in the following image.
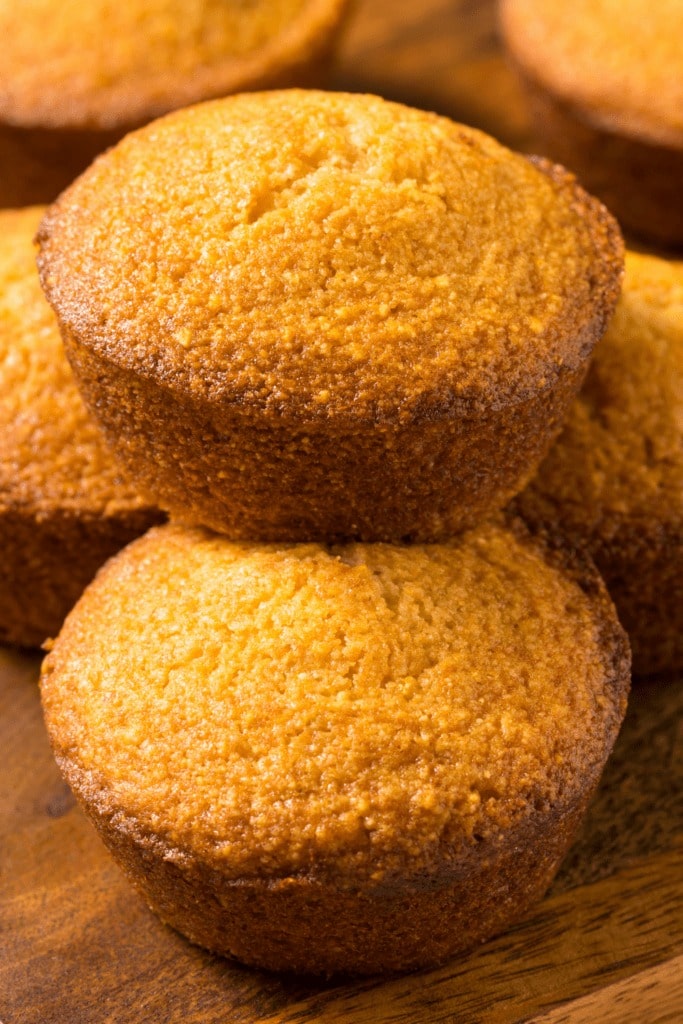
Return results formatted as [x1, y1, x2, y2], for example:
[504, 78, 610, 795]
[40, 518, 630, 975]
[0, 206, 163, 649]
[37, 89, 623, 543]
[0, 0, 351, 206]
[499, 0, 683, 247]
[517, 251, 683, 675]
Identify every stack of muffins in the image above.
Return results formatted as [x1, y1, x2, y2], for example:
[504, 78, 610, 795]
[4, 0, 682, 978]
[6, 0, 680, 981]
[36, 89, 633, 974]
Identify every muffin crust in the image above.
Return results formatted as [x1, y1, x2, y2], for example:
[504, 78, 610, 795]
[41, 518, 630, 973]
[38, 90, 623, 540]
[0, 206, 162, 648]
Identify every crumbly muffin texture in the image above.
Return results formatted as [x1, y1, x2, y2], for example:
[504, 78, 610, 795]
[499, 0, 683, 145]
[518, 251, 683, 673]
[37, 90, 620, 423]
[0, 0, 335, 129]
[0, 207, 150, 515]
[41, 520, 628, 885]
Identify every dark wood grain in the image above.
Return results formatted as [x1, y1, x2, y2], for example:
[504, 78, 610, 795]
[2, 1, 682, 1021]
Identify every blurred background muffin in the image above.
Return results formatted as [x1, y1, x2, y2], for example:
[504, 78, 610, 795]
[0, 0, 352, 206]
[499, 0, 683, 247]
[0, 206, 163, 648]
[517, 251, 683, 675]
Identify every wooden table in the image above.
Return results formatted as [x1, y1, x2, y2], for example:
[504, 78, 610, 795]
[2, 1, 682, 1021]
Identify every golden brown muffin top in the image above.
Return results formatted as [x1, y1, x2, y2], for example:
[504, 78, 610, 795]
[38, 90, 622, 426]
[41, 520, 629, 885]
[522, 251, 683, 532]
[500, 0, 683, 146]
[0, 0, 345, 130]
[0, 206, 152, 516]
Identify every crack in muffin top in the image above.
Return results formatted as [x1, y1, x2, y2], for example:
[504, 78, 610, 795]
[38, 90, 622, 424]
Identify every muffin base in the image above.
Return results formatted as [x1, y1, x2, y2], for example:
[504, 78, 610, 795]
[57, 755, 605, 975]
[518, 76, 683, 249]
[0, 504, 162, 648]
[62, 331, 590, 542]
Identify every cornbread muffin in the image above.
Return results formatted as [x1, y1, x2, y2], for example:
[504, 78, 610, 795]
[499, 0, 683, 246]
[0, 206, 163, 649]
[0, 0, 350, 206]
[517, 252, 683, 675]
[40, 518, 630, 975]
[38, 90, 623, 542]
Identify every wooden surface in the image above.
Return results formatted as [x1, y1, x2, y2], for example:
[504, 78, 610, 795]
[3, 649, 682, 1024]
[2, 1, 682, 1021]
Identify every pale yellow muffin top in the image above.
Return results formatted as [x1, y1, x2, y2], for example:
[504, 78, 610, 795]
[0, 0, 344, 129]
[0, 206, 150, 515]
[500, 0, 683, 145]
[41, 520, 628, 884]
[522, 251, 683, 531]
[38, 90, 622, 426]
